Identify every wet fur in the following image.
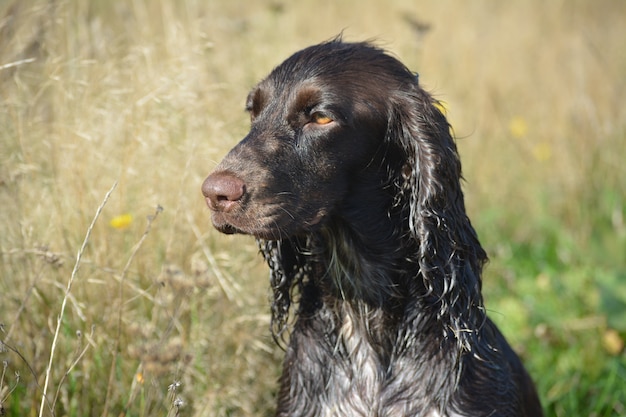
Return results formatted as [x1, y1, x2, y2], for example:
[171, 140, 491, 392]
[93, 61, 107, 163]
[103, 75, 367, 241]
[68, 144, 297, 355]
[202, 39, 542, 416]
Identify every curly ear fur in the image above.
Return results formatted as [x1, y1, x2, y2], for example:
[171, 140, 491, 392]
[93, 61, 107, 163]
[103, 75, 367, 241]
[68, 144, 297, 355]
[389, 83, 489, 351]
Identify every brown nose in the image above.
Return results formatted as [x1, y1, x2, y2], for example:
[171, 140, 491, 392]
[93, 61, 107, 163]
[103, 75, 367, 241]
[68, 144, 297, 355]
[201, 172, 246, 212]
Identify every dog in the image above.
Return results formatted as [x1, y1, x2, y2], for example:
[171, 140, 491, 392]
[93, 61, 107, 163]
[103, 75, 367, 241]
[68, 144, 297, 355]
[202, 39, 543, 417]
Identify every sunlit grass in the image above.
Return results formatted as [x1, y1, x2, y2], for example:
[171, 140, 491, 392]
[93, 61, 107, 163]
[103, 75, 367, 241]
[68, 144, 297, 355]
[1, 1, 624, 416]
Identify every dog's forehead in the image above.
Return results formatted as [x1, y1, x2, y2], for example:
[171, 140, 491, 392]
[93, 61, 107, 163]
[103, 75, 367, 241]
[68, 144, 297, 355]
[252, 76, 328, 110]
[290, 84, 323, 108]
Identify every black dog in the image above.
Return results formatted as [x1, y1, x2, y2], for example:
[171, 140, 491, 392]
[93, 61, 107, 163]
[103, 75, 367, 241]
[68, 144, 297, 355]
[202, 39, 542, 417]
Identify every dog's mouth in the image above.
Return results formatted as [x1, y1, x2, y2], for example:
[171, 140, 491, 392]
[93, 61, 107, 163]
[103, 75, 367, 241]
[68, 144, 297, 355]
[209, 206, 328, 240]
[211, 219, 240, 235]
[209, 210, 245, 235]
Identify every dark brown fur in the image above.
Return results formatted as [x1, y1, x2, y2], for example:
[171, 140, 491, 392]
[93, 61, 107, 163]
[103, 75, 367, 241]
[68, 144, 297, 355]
[202, 39, 543, 417]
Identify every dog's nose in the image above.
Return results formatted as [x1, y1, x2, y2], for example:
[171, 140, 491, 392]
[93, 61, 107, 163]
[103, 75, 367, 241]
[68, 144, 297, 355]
[202, 172, 245, 212]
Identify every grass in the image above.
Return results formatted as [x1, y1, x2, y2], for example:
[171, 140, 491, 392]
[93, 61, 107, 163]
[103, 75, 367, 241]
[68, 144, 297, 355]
[0, 0, 624, 416]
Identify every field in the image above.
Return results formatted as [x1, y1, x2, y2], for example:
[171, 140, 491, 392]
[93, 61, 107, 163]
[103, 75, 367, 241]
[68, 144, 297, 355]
[1, 0, 625, 416]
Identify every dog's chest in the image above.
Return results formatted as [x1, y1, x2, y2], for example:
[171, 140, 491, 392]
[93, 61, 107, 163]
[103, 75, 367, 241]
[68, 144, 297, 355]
[311, 306, 441, 417]
[283, 281, 459, 417]
[334, 307, 383, 401]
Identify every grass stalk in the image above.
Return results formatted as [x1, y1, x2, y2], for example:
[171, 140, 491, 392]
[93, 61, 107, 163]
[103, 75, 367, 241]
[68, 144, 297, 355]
[38, 182, 118, 417]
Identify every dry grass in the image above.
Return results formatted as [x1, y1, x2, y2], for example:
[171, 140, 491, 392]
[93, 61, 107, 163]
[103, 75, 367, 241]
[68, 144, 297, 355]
[1, 1, 624, 416]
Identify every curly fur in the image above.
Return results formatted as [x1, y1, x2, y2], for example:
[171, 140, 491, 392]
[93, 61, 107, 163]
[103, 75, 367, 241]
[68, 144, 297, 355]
[202, 39, 542, 417]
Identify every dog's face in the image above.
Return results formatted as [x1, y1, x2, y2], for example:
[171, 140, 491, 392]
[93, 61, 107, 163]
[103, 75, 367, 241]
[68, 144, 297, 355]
[201, 44, 402, 240]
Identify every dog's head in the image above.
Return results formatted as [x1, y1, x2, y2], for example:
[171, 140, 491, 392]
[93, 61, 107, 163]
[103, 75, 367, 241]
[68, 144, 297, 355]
[201, 40, 419, 240]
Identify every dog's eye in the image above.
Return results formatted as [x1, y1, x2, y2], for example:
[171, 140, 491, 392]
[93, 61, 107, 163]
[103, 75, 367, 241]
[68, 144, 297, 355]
[311, 112, 333, 125]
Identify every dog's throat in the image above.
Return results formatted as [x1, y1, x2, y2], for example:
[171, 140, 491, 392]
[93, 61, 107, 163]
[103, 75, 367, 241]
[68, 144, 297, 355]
[318, 225, 404, 308]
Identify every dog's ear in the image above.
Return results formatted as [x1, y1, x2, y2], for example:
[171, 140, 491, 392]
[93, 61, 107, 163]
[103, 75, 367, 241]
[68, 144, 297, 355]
[258, 238, 308, 344]
[389, 84, 488, 349]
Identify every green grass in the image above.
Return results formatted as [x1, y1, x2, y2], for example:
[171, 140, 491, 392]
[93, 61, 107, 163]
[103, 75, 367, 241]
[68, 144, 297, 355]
[1, 0, 625, 416]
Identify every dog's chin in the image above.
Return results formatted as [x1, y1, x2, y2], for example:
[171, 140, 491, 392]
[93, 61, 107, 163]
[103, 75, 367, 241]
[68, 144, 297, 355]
[213, 223, 240, 235]
[213, 223, 282, 240]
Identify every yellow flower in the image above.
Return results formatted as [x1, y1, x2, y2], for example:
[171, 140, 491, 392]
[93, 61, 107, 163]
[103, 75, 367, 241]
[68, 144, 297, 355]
[509, 116, 528, 139]
[532, 142, 552, 162]
[109, 213, 133, 230]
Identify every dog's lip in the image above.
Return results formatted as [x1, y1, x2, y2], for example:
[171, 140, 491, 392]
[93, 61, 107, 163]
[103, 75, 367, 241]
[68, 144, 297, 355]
[210, 208, 329, 239]
[211, 211, 276, 238]
[215, 223, 240, 235]
[211, 212, 242, 235]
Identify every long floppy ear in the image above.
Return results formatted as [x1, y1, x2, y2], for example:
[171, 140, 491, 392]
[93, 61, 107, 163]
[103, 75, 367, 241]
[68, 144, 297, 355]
[390, 83, 488, 351]
[258, 237, 309, 345]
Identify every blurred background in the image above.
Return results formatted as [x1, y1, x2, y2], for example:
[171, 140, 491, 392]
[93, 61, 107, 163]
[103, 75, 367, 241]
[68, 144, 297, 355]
[1, 1, 624, 416]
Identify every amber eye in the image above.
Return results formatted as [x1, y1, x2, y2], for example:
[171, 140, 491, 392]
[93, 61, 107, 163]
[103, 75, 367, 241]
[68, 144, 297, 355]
[311, 112, 333, 125]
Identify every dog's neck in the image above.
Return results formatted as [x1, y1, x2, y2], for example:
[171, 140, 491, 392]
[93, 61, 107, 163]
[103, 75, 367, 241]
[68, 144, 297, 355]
[315, 211, 417, 310]
[311, 167, 416, 303]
